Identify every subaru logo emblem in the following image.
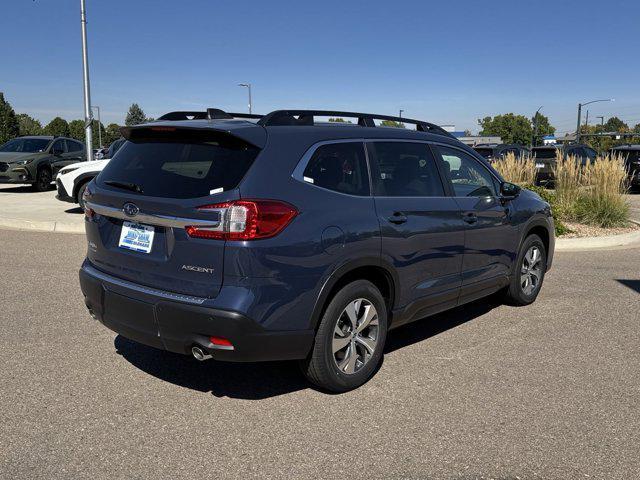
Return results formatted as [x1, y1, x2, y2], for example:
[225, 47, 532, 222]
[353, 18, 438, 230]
[123, 203, 139, 217]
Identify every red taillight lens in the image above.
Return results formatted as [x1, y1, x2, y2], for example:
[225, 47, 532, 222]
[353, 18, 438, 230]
[209, 336, 233, 347]
[186, 200, 297, 241]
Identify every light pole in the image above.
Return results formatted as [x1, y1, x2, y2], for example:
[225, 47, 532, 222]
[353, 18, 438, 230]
[596, 115, 605, 127]
[238, 83, 252, 114]
[399, 109, 404, 119]
[576, 98, 613, 144]
[532, 105, 543, 147]
[80, 0, 93, 161]
[92, 105, 102, 148]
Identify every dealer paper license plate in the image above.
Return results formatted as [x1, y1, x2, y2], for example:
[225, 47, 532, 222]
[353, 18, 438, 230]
[118, 221, 155, 253]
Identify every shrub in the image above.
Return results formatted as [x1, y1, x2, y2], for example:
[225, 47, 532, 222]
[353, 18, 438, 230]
[492, 152, 537, 185]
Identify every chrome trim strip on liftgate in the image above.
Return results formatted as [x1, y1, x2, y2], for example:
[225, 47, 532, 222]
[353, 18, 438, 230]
[85, 201, 225, 230]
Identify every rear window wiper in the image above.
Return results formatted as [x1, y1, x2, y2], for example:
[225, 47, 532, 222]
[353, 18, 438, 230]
[104, 180, 143, 194]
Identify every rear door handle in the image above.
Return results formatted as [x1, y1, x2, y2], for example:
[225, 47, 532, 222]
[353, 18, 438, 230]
[388, 212, 408, 224]
[462, 212, 478, 224]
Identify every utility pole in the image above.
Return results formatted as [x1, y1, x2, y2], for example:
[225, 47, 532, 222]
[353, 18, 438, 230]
[596, 115, 604, 127]
[584, 110, 589, 128]
[399, 109, 404, 119]
[92, 105, 102, 148]
[80, 0, 93, 161]
[576, 99, 614, 144]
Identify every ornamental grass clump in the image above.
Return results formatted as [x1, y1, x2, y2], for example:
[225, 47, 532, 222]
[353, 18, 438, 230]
[574, 153, 629, 228]
[491, 152, 537, 186]
[553, 152, 584, 216]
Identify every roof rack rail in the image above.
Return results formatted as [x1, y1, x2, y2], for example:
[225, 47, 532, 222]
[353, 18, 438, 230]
[257, 109, 453, 137]
[157, 109, 263, 121]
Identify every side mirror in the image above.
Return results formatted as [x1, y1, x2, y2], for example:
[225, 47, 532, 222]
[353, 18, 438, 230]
[500, 182, 521, 200]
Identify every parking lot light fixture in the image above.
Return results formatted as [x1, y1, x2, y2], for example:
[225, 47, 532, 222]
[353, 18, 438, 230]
[80, 0, 93, 161]
[576, 98, 614, 144]
[238, 83, 252, 114]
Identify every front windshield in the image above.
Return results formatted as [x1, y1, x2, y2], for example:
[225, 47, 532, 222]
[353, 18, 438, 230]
[0, 138, 50, 153]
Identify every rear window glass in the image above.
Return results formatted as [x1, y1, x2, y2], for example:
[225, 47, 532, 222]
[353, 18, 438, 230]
[97, 130, 259, 199]
[532, 148, 558, 159]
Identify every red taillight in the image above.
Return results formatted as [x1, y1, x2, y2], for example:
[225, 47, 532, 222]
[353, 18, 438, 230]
[83, 185, 94, 219]
[186, 200, 297, 241]
[209, 336, 233, 347]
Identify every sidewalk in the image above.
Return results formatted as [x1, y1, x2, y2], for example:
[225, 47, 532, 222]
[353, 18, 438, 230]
[0, 185, 85, 234]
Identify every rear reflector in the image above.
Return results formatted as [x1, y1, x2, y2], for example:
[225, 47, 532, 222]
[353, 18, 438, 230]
[209, 336, 233, 348]
[186, 199, 297, 240]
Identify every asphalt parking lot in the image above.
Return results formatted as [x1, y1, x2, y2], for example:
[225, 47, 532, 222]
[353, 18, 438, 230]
[1, 228, 639, 479]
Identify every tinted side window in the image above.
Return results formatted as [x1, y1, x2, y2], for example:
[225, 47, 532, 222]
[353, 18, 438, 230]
[51, 139, 67, 154]
[67, 140, 83, 153]
[302, 142, 369, 196]
[367, 142, 444, 197]
[436, 146, 497, 197]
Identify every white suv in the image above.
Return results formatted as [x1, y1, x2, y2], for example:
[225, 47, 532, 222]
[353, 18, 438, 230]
[56, 139, 125, 208]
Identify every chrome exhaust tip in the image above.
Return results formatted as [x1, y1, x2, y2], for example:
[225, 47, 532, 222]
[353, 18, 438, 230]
[191, 346, 212, 361]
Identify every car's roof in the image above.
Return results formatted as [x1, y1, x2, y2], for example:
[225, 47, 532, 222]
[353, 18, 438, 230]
[611, 144, 640, 150]
[17, 135, 55, 140]
[129, 118, 466, 149]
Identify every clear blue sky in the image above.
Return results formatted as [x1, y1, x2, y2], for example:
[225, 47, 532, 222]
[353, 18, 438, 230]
[2, 0, 640, 134]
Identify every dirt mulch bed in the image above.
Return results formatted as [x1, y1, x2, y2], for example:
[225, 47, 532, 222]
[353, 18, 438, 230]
[561, 221, 640, 239]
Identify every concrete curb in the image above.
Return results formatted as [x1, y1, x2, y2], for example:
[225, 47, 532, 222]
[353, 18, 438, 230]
[0, 217, 85, 234]
[556, 221, 640, 251]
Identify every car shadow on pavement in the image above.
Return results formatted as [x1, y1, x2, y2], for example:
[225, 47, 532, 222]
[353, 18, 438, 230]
[65, 207, 84, 214]
[114, 295, 502, 400]
[0, 185, 35, 193]
[384, 295, 501, 354]
[616, 279, 640, 294]
[114, 335, 308, 399]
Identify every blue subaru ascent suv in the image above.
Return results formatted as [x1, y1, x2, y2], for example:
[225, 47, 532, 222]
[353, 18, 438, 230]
[79, 108, 554, 392]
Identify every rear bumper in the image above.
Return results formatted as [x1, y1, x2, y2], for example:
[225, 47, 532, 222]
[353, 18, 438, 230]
[79, 262, 314, 362]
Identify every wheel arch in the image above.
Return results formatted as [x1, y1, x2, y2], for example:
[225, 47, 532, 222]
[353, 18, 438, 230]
[72, 172, 97, 199]
[308, 258, 399, 331]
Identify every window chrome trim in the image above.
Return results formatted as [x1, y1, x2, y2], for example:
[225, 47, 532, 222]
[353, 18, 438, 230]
[85, 201, 224, 230]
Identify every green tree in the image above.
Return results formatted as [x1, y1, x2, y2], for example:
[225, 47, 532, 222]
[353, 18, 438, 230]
[44, 117, 70, 137]
[633, 124, 640, 134]
[380, 120, 405, 128]
[104, 123, 122, 145]
[603, 116, 628, 132]
[125, 103, 148, 126]
[68, 119, 85, 141]
[478, 113, 533, 145]
[328, 117, 352, 123]
[0, 93, 20, 144]
[17, 113, 43, 136]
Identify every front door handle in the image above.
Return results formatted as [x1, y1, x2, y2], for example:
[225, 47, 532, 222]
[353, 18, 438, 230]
[388, 212, 408, 224]
[462, 212, 478, 224]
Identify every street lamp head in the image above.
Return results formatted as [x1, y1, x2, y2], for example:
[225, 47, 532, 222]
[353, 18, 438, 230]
[238, 83, 250, 88]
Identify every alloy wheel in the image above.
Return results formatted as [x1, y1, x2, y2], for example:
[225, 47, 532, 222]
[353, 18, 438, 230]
[521, 246, 543, 296]
[332, 298, 379, 375]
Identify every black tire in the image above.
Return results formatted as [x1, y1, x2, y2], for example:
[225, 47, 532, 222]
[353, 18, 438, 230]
[76, 182, 89, 209]
[301, 280, 388, 392]
[33, 168, 52, 192]
[504, 234, 547, 306]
